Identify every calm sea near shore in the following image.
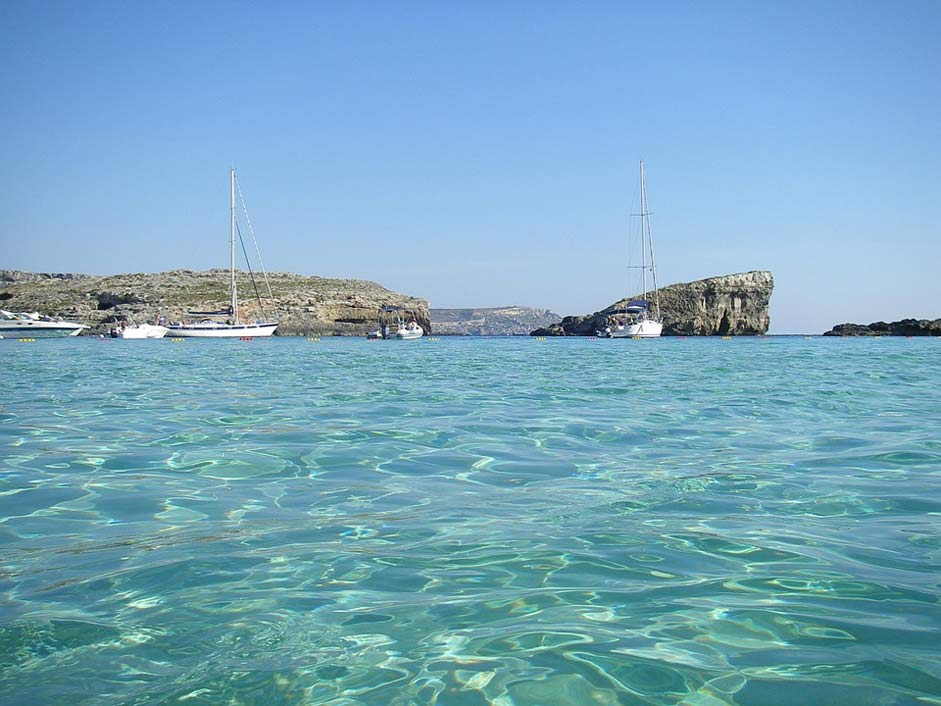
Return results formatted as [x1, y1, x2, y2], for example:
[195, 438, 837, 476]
[1, 336, 940, 705]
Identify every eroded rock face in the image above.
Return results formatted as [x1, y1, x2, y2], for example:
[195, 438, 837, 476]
[1, 269, 430, 336]
[96, 291, 146, 310]
[823, 319, 941, 336]
[531, 271, 773, 336]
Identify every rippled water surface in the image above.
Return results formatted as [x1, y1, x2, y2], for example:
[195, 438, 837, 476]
[2, 336, 940, 705]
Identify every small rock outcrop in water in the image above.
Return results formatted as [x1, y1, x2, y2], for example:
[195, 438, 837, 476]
[823, 319, 941, 336]
[530, 271, 773, 336]
[431, 306, 561, 336]
[1, 270, 430, 336]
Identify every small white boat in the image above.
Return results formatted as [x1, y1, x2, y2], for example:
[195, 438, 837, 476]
[597, 160, 663, 339]
[168, 168, 278, 339]
[394, 321, 424, 340]
[367, 306, 424, 340]
[0, 310, 87, 338]
[114, 322, 169, 339]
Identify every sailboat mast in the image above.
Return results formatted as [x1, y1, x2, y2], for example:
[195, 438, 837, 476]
[230, 168, 238, 324]
[641, 161, 661, 320]
[639, 160, 648, 302]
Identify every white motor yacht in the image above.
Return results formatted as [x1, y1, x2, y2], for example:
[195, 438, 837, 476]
[0, 310, 86, 338]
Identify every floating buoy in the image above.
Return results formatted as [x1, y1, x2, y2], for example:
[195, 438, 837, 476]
[631, 335, 642, 340]
[239, 337, 254, 341]
[307, 337, 321, 342]
[425, 337, 439, 341]
[722, 336, 732, 340]
[170, 337, 185, 343]
[18, 338, 36, 342]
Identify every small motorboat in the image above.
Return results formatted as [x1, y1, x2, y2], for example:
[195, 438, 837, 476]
[367, 306, 424, 340]
[113, 322, 169, 339]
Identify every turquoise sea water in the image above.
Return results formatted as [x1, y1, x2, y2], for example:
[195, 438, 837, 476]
[1, 336, 940, 705]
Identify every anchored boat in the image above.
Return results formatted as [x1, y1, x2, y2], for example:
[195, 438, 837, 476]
[368, 306, 424, 340]
[111, 321, 169, 339]
[0, 310, 86, 338]
[598, 160, 663, 339]
[168, 169, 278, 338]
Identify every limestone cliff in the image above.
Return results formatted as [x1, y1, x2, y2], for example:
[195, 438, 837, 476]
[531, 271, 773, 336]
[431, 306, 561, 336]
[0, 270, 430, 336]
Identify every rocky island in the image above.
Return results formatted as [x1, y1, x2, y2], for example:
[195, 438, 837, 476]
[431, 306, 561, 336]
[531, 271, 773, 336]
[823, 319, 941, 336]
[0, 270, 430, 336]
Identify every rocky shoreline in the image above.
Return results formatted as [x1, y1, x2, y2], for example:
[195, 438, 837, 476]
[0, 269, 431, 336]
[823, 319, 941, 336]
[531, 271, 773, 336]
[2, 269, 780, 338]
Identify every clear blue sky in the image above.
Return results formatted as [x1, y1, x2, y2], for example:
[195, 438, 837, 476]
[2, 1, 939, 333]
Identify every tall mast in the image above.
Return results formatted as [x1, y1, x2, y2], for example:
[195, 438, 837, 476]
[639, 160, 648, 302]
[230, 167, 238, 324]
[641, 161, 661, 320]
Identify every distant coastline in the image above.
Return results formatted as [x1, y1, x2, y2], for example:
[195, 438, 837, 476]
[431, 307, 560, 336]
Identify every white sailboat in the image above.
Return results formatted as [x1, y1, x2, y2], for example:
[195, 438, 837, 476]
[598, 160, 663, 339]
[168, 169, 278, 338]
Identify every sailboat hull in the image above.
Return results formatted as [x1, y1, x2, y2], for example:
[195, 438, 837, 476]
[602, 320, 663, 338]
[167, 322, 278, 338]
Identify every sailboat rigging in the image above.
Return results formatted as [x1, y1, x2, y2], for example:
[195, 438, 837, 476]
[168, 169, 278, 338]
[598, 160, 663, 339]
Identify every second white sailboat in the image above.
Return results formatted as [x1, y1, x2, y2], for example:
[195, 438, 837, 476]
[598, 160, 663, 338]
